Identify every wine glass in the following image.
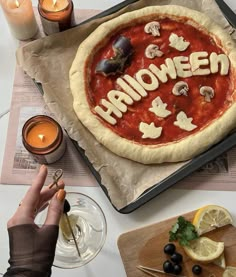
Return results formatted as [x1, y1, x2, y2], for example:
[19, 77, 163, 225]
[36, 192, 107, 268]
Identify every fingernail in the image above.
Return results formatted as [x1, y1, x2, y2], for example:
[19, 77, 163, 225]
[57, 189, 66, 202]
[40, 164, 46, 171]
[57, 180, 65, 187]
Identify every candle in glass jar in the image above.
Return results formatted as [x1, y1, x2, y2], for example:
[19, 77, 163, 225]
[38, 0, 74, 35]
[22, 115, 67, 164]
[0, 0, 38, 40]
[26, 120, 58, 148]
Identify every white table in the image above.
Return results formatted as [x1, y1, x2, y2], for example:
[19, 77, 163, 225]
[0, 1, 235, 276]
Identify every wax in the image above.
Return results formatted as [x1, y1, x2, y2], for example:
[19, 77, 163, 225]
[26, 121, 58, 148]
[38, 0, 74, 35]
[0, 0, 38, 40]
[40, 0, 69, 12]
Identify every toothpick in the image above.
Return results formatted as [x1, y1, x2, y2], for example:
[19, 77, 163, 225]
[137, 266, 160, 277]
[137, 265, 187, 277]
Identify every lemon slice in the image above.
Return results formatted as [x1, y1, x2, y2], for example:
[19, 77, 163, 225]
[223, 266, 236, 277]
[59, 213, 79, 239]
[183, 237, 224, 263]
[193, 205, 233, 235]
[213, 253, 226, 269]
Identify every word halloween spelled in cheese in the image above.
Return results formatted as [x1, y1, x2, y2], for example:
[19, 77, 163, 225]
[94, 51, 229, 125]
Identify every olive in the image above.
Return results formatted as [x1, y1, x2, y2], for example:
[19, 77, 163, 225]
[170, 252, 183, 264]
[173, 264, 182, 275]
[163, 243, 176, 255]
[63, 199, 70, 213]
[95, 59, 121, 76]
[192, 265, 202, 275]
[113, 36, 133, 57]
[163, 260, 174, 274]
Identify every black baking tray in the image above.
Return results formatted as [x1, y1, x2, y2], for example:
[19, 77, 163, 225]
[34, 0, 236, 213]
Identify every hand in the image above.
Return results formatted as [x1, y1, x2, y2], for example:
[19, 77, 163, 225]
[4, 165, 66, 277]
[7, 164, 65, 228]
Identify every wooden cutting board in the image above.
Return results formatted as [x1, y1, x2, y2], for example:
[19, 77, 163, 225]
[117, 211, 236, 277]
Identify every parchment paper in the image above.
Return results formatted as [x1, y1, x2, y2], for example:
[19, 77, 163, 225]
[16, 0, 236, 210]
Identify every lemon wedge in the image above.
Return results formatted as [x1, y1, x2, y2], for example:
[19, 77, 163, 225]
[213, 253, 226, 269]
[59, 213, 79, 239]
[193, 205, 233, 235]
[183, 237, 224, 263]
[223, 266, 236, 277]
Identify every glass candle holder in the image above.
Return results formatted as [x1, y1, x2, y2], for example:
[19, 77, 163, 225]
[0, 0, 38, 40]
[22, 115, 67, 164]
[38, 0, 74, 35]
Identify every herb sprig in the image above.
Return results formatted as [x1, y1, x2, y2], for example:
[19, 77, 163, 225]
[169, 216, 199, 246]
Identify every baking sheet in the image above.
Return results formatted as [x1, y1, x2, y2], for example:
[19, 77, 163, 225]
[71, 0, 236, 213]
[18, 0, 236, 213]
[70, 132, 236, 214]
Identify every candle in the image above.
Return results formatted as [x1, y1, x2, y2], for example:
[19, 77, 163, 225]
[0, 0, 38, 40]
[22, 115, 67, 164]
[26, 120, 58, 148]
[38, 0, 74, 35]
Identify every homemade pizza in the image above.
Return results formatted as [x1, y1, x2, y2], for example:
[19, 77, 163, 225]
[70, 5, 236, 164]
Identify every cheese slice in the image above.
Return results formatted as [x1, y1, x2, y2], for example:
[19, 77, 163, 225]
[149, 96, 171, 118]
[174, 111, 197, 131]
[169, 33, 190, 51]
[139, 122, 162, 139]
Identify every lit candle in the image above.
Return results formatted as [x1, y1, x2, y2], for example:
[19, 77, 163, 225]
[22, 115, 67, 164]
[38, 0, 74, 35]
[41, 0, 68, 12]
[26, 120, 58, 148]
[0, 0, 38, 40]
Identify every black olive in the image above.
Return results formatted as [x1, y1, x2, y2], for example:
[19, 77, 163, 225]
[112, 36, 133, 57]
[192, 265, 202, 275]
[63, 199, 70, 213]
[173, 264, 182, 275]
[170, 252, 183, 264]
[164, 243, 176, 255]
[163, 260, 174, 274]
[95, 59, 121, 76]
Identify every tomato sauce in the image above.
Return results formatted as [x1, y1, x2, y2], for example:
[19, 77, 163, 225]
[86, 18, 233, 145]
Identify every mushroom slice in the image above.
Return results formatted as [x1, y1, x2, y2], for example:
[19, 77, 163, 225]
[145, 44, 163, 59]
[200, 86, 215, 102]
[172, 81, 189, 96]
[144, 21, 161, 36]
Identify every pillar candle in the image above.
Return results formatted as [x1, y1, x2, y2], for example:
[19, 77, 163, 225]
[0, 0, 38, 40]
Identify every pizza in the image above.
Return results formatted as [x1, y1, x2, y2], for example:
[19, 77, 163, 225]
[69, 5, 236, 164]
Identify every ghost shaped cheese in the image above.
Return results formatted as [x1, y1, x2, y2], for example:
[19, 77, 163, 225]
[174, 111, 197, 131]
[139, 122, 163, 139]
[169, 33, 190, 51]
[149, 96, 171, 118]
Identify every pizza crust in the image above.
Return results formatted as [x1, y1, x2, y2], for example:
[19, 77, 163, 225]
[70, 5, 236, 164]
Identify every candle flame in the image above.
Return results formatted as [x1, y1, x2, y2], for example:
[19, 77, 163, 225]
[15, 0, 20, 8]
[38, 134, 45, 142]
